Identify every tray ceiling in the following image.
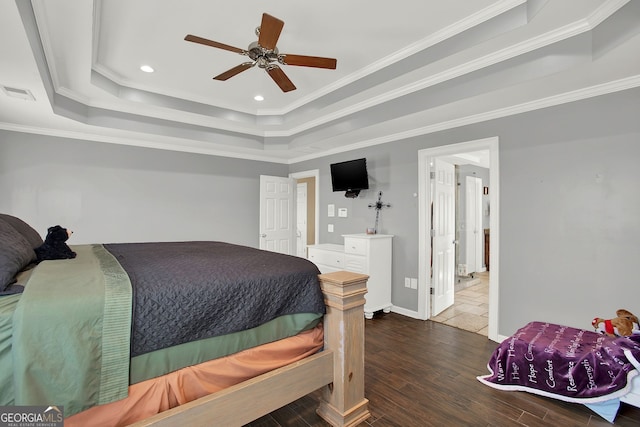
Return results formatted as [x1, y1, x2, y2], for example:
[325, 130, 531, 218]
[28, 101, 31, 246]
[1, 0, 639, 163]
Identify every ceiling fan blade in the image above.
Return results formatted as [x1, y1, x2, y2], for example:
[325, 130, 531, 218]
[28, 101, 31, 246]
[185, 34, 245, 54]
[266, 65, 296, 92]
[258, 13, 284, 50]
[214, 62, 254, 81]
[280, 54, 337, 69]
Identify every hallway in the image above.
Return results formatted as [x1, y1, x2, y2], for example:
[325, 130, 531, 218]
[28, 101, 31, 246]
[430, 271, 489, 335]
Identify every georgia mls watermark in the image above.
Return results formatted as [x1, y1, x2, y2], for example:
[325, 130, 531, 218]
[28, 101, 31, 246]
[0, 406, 63, 427]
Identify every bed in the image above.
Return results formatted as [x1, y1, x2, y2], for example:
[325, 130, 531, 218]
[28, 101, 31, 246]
[0, 214, 371, 426]
[477, 321, 640, 423]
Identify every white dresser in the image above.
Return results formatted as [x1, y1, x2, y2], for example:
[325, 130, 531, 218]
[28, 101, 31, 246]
[308, 234, 393, 319]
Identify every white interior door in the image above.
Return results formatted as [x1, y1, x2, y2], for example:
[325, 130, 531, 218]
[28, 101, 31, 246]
[259, 175, 295, 255]
[465, 176, 483, 274]
[296, 182, 308, 257]
[431, 159, 456, 316]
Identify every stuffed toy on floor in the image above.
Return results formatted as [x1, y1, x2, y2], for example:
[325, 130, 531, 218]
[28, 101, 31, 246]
[592, 309, 640, 337]
[35, 225, 77, 262]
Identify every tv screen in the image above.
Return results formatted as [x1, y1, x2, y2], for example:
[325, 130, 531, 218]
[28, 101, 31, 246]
[330, 158, 369, 192]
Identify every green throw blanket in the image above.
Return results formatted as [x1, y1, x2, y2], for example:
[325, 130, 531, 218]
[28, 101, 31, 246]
[12, 245, 132, 416]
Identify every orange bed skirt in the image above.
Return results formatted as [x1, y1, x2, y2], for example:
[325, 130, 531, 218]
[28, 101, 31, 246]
[66, 323, 324, 427]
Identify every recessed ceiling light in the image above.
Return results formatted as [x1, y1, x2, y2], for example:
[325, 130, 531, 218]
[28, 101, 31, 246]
[254, 95, 264, 101]
[140, 65, 154, 73]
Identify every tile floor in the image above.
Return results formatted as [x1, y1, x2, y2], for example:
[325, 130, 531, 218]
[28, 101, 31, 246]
[430, 271, 490, 335]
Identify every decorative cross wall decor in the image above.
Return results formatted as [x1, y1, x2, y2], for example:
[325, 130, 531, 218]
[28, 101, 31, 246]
[368, 191, 391, 234]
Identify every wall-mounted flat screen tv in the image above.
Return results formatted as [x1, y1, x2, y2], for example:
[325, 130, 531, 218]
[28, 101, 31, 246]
[330, 158, 369, 197]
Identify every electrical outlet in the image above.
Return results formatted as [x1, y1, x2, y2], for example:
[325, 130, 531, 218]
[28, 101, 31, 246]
[328, 224, 334, 233]
[404, 277, 410, 288]
[410, 278, 418, 289]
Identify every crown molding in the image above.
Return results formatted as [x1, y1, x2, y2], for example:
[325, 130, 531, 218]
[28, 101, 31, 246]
[287, 75, 640, 163]
[0, 121, 290, 163]
[3, 75, 637, 165]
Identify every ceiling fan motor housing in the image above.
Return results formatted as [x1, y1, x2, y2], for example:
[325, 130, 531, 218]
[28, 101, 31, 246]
[247, 41, 279, 68]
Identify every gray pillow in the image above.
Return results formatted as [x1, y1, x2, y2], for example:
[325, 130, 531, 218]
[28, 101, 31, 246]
[0, 214, 43, 249]
[0, 219, 36, 291]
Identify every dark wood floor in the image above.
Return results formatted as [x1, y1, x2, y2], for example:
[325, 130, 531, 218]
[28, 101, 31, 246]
[246, 312, 640, 427]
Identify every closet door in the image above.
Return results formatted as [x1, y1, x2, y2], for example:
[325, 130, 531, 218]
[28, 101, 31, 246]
[465, 176, 483, 274]
[259, 175, 295, 255]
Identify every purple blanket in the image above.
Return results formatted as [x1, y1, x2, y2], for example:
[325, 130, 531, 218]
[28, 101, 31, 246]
[478, 322, 640, 403]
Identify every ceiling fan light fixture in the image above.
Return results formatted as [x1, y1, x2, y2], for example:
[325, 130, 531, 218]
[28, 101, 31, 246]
[140, 65, 154, 73]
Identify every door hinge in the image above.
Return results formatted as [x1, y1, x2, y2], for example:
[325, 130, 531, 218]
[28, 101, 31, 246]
[430, 287, 434, 295]
[430, 171, 435, 180]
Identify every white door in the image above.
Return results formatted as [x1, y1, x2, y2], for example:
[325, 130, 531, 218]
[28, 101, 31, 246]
[296, 182, 308, 257]
[431, 159, 456, 316]
[259, 175, 295, 255]
[465, 176, 483, 274]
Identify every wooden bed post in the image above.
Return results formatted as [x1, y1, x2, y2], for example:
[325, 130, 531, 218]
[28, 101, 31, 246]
[317, 271, 371, 427]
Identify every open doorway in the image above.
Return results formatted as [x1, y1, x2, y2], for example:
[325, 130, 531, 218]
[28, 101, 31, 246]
[432, 163, 491, 334]
[289, 170, 320, 258]
[417, 138, 500, 341]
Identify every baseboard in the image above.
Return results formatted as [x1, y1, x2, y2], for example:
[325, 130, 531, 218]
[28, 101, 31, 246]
[391, 306, 503, 342]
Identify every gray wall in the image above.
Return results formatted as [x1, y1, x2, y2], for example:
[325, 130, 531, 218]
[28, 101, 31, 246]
[2, 88, 639, 337]
[0, 131, 287, 246]
[291, 144, 422, 315]
[291, 87, 640, 335]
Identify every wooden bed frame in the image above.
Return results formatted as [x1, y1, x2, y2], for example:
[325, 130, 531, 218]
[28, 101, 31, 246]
[129, 270, 371, 427]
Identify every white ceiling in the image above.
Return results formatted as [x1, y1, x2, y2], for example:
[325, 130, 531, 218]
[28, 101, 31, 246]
[1, 0, 639, 163]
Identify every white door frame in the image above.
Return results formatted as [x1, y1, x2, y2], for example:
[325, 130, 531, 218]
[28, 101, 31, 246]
[418, 137, 500, 342]
[296, 182, 308, 258]
[289, 169, 320, 248]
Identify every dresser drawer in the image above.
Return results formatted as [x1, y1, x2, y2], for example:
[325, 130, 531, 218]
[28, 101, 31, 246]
[344, 238, 367, 255]
[344, 254, 366, 273]
[308, 248, 344, 268]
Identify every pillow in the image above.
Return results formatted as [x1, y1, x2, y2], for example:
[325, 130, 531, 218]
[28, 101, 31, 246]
[0, 219, 36, 291]
[0, 214, 43, 249]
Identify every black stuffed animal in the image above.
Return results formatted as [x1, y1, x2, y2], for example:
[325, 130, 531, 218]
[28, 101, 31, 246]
[35, 225, 76, 262]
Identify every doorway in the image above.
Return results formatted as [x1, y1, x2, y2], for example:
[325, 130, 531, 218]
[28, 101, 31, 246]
[296, 182, 308, 258]
[418, 138, 500, 342]
[259, 171, 319, 257]
[289, 170, 320, 258]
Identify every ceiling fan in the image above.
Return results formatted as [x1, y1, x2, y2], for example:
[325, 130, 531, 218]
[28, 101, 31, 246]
[184, 13, 337, 93]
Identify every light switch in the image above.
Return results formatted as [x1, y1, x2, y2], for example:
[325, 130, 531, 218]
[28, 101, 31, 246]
[328, 224, 334, 232]
[338, 208, 348, 218]
[328, 204, 335, 217]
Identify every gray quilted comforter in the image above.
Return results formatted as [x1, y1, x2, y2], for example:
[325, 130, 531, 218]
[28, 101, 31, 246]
[104, 241, 325, 357]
